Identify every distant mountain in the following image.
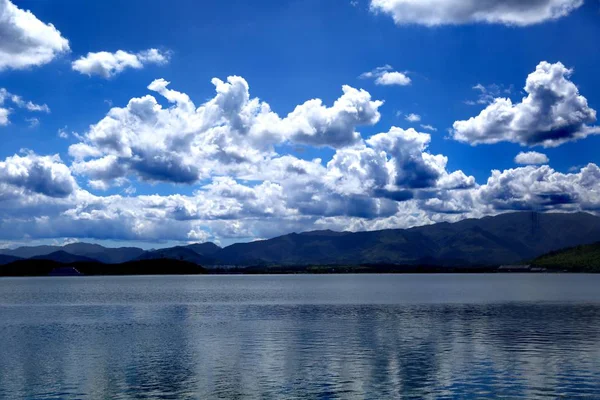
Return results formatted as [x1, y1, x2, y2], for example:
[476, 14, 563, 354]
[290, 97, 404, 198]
[62, 243, 144, 264]
[532, 242, 600, 272]
[136, 246, 216, 265]
[0, 245, 60, 259]
[31, 251, 98, 264]
[184, 242, 221, 256]
[3, 212, 600, 270]
[213, 212, 600, 266]
[0, 243, 144, 264]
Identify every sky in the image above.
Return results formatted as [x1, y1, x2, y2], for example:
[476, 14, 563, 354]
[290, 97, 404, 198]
[1, 0, 600, 248]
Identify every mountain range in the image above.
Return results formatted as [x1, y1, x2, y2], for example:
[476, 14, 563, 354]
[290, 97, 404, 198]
[2, 212, 600, 269]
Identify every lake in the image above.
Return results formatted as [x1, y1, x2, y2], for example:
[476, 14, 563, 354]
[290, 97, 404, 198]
[1, 274, 599, 399]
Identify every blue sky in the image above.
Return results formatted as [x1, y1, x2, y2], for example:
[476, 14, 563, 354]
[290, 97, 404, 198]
[1, 0, 600, 248]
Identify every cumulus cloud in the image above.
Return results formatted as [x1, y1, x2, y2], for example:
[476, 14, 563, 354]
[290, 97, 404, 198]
[72, 48, 170, 78]
[325, 145, 390, 196]
[284, 85, 383, 147]
[0, 152, 76, 198]
[69, 103, 471, 229]
[0, 0, 70, 70]
[452, 61, 598, 147]
[367, 127, 476, 193]
[70, 76, 383, 187]
[477, 164, 600, 212]
[10, 123, 469, 245]
[0, 88, 50, 125]
[515, 151, 550, 165]
[323, 127, 474, 203]
[68, 110, 473, 239]
[370, 0, 584, 26]
[360, 65, 411, 86]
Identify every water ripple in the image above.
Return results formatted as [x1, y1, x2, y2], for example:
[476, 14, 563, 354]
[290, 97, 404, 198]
[1, 274, 600, 399]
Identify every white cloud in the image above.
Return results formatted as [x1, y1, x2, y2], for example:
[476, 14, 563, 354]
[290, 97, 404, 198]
[26, 117, 39, 128]
[0, 152, 76, 198]
[360, 65, 411, 86]
[11, 98, 50, 113]
[0, 89, 49, 110]
[66, 84, 472, 230]
[187, 227, 211, 242]
[11, 123, 467, 244]
[452, 62, 597, 147]
[376, 71, 411, 86]
[325, 145, 390, 196]
[515, 151, 550, 165]
[58, 127, 69, 139]
[0, 107, 7, 125]
[0, 0, 69, 70]
[370, 0, 583, 26]
[420, 124, 437, 131]
[0, 88, 50, 125]
[72, 48, 170, 78]
[0, 73, 598, 246]
[284, 84, 383, 147]
[0, 156, 599, 246]
[466, 83, 513, 106]
[367, 127, 474, 190]
[137, 49, 169, 64]
[477, 164, 600, 212]
[323, 127, 474, 201]
[69, 76, 383, 187]
[405, 113, 421, 122]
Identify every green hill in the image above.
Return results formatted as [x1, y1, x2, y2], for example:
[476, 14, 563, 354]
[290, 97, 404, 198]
[532, 242, 600, 272]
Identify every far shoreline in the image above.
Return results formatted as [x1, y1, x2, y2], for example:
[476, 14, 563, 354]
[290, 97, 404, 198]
[1, 265, 593, 278]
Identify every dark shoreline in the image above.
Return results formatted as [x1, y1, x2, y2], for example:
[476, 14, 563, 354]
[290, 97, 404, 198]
[0, 260, 588, 277]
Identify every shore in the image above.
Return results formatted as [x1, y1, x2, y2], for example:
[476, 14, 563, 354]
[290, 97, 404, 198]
[1, 262, 586, 277]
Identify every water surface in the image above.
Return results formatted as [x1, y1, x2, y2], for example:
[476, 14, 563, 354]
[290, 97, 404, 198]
[1, 274, 599, 399]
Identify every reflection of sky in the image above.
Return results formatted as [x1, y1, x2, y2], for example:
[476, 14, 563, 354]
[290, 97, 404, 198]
[0, 275, 600, 398]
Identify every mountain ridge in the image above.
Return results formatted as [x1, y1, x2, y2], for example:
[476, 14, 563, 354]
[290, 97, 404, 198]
[2, 212, 600, 268]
